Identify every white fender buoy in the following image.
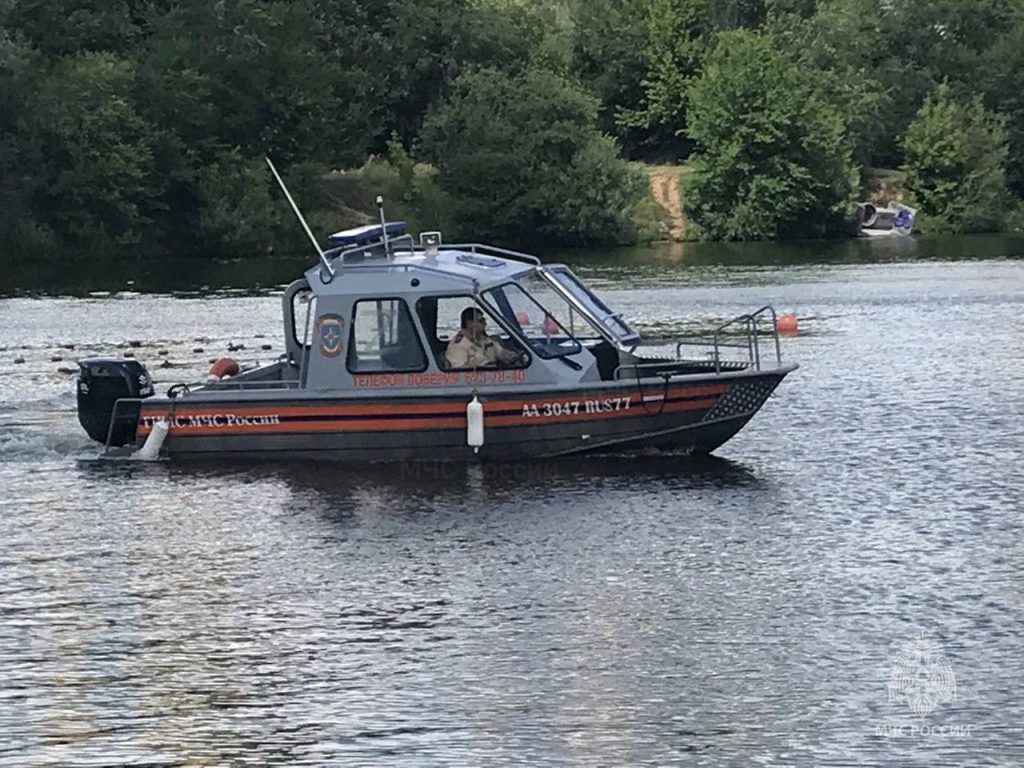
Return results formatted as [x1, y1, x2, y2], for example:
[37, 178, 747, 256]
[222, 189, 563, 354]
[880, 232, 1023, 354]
[467, 396, 484, 451]
[137, 418, 169, 461]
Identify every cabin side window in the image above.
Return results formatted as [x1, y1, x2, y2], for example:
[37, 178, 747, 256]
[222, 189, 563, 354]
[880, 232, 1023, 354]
[415, 296, 529, 370]
[291, 289, 316, 350]
[346, 298, 427, 374]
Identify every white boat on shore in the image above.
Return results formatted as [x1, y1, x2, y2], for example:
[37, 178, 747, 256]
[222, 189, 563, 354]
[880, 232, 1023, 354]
[858, 201, 916, 237]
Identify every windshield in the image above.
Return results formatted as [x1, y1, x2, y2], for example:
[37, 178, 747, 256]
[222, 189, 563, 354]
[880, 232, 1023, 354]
[545, 267, 638, 342]
[481, 279, 584, 359]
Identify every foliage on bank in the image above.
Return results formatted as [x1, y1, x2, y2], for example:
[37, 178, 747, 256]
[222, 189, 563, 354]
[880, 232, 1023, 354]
[2, 0, 1023, 261]
[683, 31, 857, 240]
[417, 67, 647, 244]
[901, 84, 1010, 234]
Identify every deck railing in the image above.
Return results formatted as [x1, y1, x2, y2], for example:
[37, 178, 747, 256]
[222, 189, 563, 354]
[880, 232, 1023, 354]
[613, 306, 783, 379]
[674, 305, 782, 374]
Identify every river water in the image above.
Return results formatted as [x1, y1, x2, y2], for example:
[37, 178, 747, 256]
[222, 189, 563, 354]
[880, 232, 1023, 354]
[1, 235, 1022, 766]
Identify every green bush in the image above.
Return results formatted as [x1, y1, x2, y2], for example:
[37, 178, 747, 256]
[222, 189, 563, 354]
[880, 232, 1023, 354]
[20, 52, 159, 251]
[632, 191, 677, 243]
[683, 30, 857, 240]
[417, 66, 645, 244]
[321, 160, 454, 238]
[1004, 199, 1024, 232]
[901, 83, 1009, 233]
[197, 151, 288, 254]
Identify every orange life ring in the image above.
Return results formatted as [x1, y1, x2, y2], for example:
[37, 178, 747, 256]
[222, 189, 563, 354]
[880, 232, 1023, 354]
[207, 357, 240, 383]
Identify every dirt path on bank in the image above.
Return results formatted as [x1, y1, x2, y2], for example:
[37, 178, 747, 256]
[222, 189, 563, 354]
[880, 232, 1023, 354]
[647, 164, 687, 240]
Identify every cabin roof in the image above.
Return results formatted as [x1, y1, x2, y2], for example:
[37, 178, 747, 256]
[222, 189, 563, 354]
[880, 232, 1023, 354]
[305, 245, 538, 296]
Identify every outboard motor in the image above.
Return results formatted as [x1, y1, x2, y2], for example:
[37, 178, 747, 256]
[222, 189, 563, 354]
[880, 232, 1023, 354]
[76, 358, 154, 446]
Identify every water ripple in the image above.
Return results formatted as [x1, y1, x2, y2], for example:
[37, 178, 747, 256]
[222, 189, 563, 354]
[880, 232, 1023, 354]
[1, 256, 1022, 765]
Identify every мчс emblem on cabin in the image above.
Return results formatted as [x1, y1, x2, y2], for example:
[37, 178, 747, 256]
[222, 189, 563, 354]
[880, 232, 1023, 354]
[317, 314, 345, 357]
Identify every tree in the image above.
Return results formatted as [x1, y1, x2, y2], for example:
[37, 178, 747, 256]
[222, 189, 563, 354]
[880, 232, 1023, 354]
[615, 0, 710, 160]
[1, 0, 153, 57]
[979, 13, 1024, 196]
[417, 67, 645, 244]
[872, 0, 1015, 169]
[129, 0, 368, 251]
[769, 0, 895, 172]
[196, 150, 286, 253]
[570, 0, 652, 155]
[0, 28, 44, 252]
[550, 134, 648, 242]
[309, 0, 557, 155]
[19, 52, 159, 250]
[137, 1, 348, 166]
[901, 83, 1009, 233]
[683, 30, 857, 240]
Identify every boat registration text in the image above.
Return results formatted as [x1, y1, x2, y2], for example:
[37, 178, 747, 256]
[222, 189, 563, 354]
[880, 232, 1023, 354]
[522, 396, 632, 418]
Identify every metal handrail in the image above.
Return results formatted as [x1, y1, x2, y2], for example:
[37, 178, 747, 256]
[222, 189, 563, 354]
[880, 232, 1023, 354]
[197, 380, 301, 391]
[323, 234, 417, 266]
[299, 295, 314, 388]
[744, 305, 782, 371]
[334, 261, 481, 285]
[613, 361, 678, 380]
[103, 398, 130, 452]
[711, 314, 750, 373]
[612, 359, 744, 380]
[323, 239, 542, 268]
[449, 243, 541, 266]
[707, 305, 781, 373]
[661, 306, 786, 374]
[674, 338, 751, 352]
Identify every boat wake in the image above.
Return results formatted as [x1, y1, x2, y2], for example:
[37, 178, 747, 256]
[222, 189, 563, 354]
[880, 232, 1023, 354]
[0, 416, 95, 462]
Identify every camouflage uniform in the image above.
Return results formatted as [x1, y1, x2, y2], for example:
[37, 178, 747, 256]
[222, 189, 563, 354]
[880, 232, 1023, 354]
[445, 331, 514, 368]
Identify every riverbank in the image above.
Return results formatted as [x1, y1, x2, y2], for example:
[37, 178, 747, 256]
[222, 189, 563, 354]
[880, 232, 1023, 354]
[1, 160, 1015, 268]
[649, 165, 922, 242]
[319, 160, 683, 245]
[3, 232, 1022, 299]
[322, 162, 924, 245]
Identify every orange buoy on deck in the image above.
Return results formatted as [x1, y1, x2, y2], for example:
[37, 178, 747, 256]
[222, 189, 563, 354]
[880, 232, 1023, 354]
[776, 313, 799, 335]
[207, 357, 240, 383]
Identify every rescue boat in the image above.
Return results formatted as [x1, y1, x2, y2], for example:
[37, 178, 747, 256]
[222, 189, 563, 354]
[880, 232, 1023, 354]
[75, 163, 797, 462]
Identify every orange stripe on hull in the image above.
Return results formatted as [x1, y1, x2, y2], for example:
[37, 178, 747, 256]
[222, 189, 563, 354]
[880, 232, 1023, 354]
[137, 383, 728, 423]
[141, 417, 469, 436]
[138, 401, 465, 419]
[136, 392, 722, 438]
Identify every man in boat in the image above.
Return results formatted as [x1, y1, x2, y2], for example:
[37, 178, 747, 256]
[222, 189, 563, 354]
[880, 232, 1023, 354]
[446, 307, 520, 368]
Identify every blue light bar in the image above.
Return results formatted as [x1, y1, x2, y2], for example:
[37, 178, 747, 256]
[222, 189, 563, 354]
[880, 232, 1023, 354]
[327, 221, 407, 246]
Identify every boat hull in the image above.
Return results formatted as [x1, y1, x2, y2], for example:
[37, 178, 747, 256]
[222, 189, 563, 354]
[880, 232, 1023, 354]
[128, 368, 793, 462]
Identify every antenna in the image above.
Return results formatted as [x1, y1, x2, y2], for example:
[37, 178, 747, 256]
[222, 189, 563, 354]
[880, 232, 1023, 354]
[375, 195, 391, 257]
[265, 157, 334, 278]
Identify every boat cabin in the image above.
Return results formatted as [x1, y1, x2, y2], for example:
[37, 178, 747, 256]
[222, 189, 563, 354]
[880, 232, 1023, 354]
[262, 223, 644, 393]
